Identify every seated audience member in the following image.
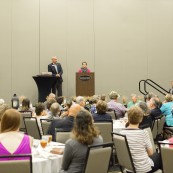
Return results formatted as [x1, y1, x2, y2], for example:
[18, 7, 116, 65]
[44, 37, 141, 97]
[121, 107, 162, 173]
[56, 96, 64, 110]
[46, 93, 56, 101]
[78, 61, 91, 73]
[90, 97, 97, 114]
[145, 92, 155, 105]
[71, 96, 77, 104]
[46, 98, 57, 115]
[47, 104, 81, 141]
[0, 109, 32, 157]
[169, 80, 173, 95]
[60, 98, 73, 118]
[92, 100, 112, 122]
[76, 96, 85, 107]
[138, 102, 152, 129]
[160, 94, 173, 126]
[58, 110, 103, 173]
[34, 102, 49, 135]
[83, 97, 91, 111]
[107, 91, 127, 119]
[122, 96, 128, 108]
[149, 97, 162, 121]
[0, 101, 10, 132]
[138, 94, 144, 102]
[100, 94, 106, 101]
[49, 103, 61, 120]
[19, 98, 33, 112]
[0, 99, 9, 120]
[127, 94, 139, 109]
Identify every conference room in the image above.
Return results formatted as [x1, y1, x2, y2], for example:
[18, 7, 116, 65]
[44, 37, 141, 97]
[1, 0, 173, 173]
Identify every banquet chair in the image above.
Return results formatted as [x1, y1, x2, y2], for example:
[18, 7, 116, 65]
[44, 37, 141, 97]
[112, 133, 162, 173]
[19, 111, 32, 132]
[0, 154, 32, 173]
[82, 142, 113, 173]
[158, 141, 173, 173]
[152, 116, 165, 141]
[94, 120, 113, 143]
[107, 110, 117, 120]
[94, 121, 115, 167]
[55, 129, 71, 144]
[144, 127, 156, 153]
[40, 119, 52, 135]
[24, 117, 41, 139]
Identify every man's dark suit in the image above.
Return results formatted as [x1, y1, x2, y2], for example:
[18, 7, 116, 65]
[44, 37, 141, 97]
[47, 116, 74, 141]
[150, 108, 162, 121]
[48, 63, 63, 96]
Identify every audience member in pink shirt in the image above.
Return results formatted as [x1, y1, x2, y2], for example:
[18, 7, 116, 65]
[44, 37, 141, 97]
[0, 109, 32, 160]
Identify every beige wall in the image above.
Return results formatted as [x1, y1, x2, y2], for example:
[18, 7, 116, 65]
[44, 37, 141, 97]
[0, 0, 173, 104]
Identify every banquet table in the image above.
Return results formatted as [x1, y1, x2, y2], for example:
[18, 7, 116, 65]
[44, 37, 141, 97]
[113, 119, 126, 133]
[32, 140, 64, 173]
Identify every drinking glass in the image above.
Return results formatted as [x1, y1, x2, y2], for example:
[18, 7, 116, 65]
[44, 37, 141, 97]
[40, 140, 47, 149]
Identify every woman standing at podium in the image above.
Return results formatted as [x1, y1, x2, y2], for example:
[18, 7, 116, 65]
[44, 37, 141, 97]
[48, 56, 63, 96]
[78, 61, 91, 73]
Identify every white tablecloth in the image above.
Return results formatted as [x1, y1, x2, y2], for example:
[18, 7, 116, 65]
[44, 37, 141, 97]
[32, 140, 64, 173]
[113, 119, 126, 133]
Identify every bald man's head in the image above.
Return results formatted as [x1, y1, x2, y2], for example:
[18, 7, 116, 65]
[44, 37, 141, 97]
[51, 56, 57, 64]
[68, 104, 81, 117]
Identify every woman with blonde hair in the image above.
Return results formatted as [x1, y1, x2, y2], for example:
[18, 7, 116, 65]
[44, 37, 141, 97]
[0, 109, 32, 158]
[92, 100, 112, 122]
[59, 110, 103, 173]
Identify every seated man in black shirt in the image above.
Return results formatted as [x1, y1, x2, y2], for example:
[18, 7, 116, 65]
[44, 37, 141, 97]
[149, 97, 162, 121]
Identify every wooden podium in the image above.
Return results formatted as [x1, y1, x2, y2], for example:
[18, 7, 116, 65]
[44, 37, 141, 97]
[76, 72, 95, 96]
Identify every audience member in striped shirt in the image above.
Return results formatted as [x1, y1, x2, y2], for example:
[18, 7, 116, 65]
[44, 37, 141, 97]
[121, 106, 162, 173]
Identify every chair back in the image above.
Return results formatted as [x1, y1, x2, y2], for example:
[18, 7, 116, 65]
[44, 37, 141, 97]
[158, 116, 165, 135]
[152, 115, 165, 140]
[107, 110, 117, 120]
[94, 120, 113, 143]
[144, 127, 156, 153]
[0, 154, 32, 173]
[112, 133, 136, 172]
[24, 117, 41, 139]
[83, 143, 113, 173]
[55, 129, 71, 143]
[159, 142, 173, 173]
[19, 111, 32, 131]
[40, 119, 52, 135]
[152, 118, 159, 139]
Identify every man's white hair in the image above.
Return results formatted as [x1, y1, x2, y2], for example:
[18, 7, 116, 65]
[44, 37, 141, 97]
[76, 96, 84, 104]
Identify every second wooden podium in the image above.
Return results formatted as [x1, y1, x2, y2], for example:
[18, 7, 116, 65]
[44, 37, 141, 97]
[76, 72, 95, 96]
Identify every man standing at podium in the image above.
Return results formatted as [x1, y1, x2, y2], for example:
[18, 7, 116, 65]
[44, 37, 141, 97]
[48, 56, 63, 96]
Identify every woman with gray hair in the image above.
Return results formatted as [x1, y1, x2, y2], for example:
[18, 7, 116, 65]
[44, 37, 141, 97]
[138, 101, 152, 129]
[49, 102, 61, 120]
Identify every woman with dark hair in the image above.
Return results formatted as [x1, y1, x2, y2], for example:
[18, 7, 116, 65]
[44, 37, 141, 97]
[78, 62, 91, 73]
[19, 98, 31, 111]
[59, 110, 103, 173]
[34, 102, 49, 135]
